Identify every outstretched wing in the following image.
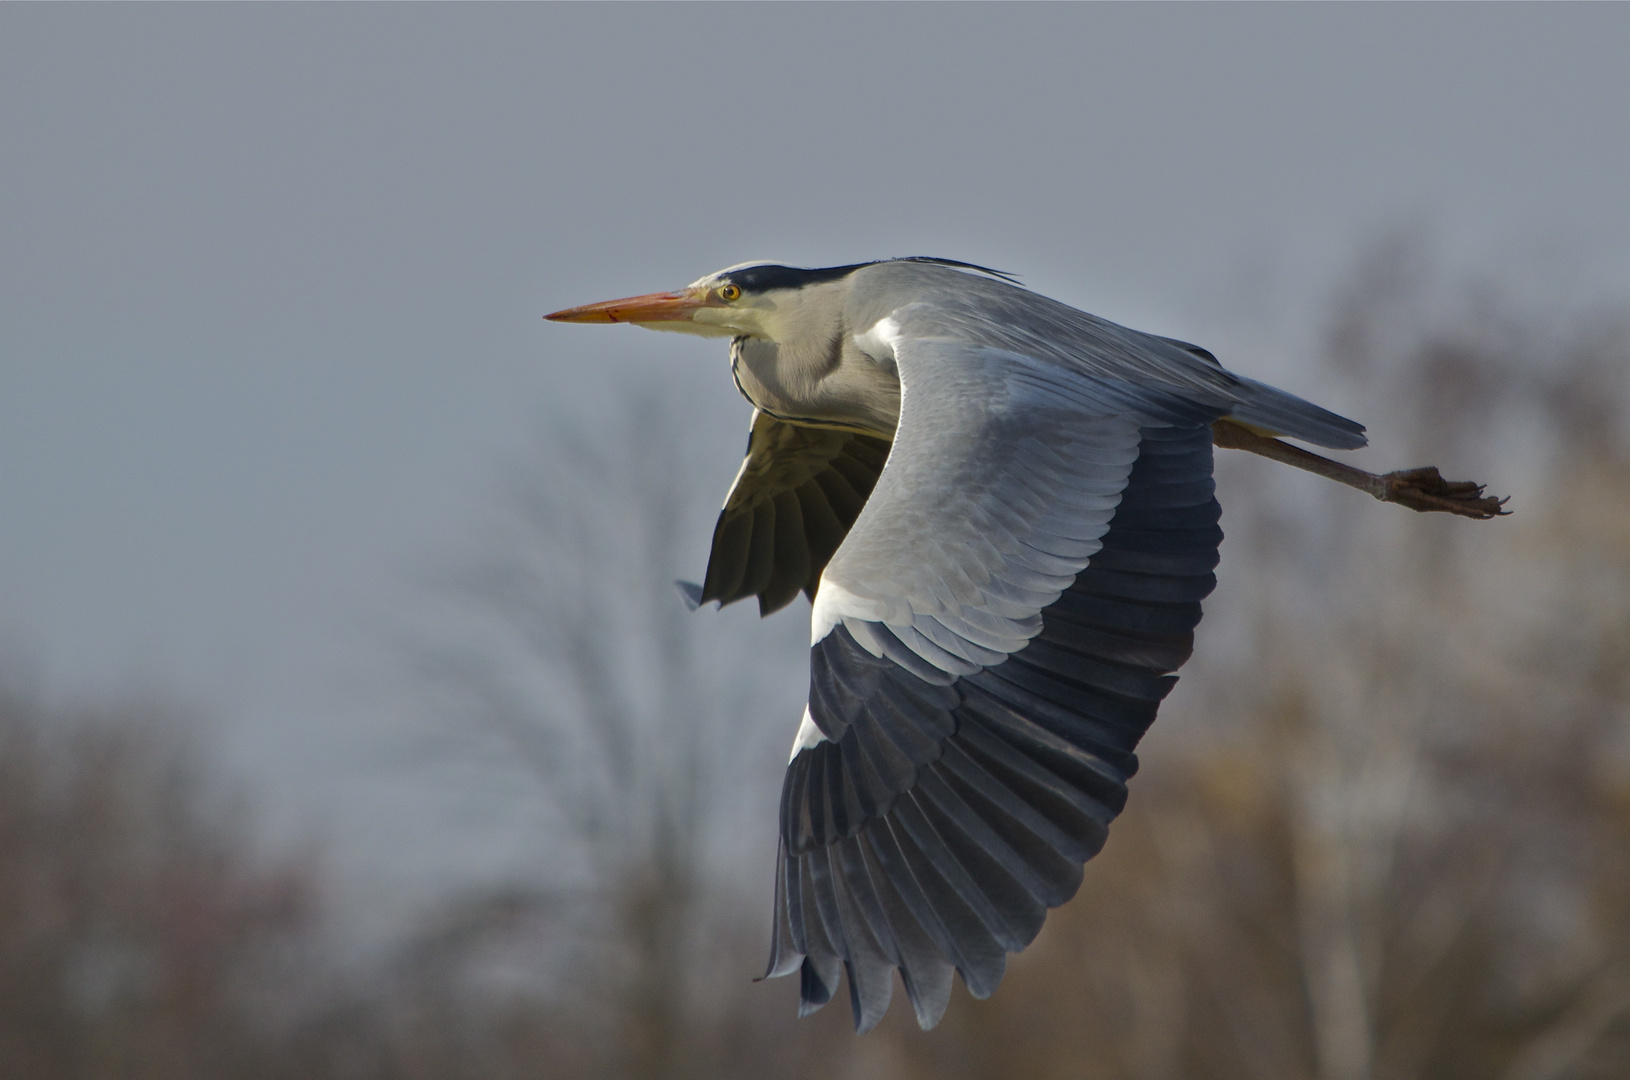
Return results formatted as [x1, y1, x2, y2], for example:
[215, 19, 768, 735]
[765, 337, 1224, 1032]
[697, 411, 890, 615]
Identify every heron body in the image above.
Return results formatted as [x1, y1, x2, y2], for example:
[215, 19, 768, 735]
[546, 258, 1368, 1032]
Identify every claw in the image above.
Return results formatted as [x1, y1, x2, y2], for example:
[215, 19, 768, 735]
[1379, 467, 1510, 519]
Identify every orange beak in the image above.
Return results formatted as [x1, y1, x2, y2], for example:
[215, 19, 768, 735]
[544, 287, 711, 325]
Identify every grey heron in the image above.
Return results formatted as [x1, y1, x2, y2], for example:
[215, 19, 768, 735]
[545, 258, 1502, 1033]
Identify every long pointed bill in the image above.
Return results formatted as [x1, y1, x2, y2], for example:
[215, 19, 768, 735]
[544, 288, 709, 325]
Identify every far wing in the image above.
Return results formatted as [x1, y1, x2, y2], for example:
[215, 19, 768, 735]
[766, 338, 1224, 1032]
[698, 411, 891, 616]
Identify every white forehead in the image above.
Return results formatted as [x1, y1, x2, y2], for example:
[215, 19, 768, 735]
[686, 260, 788, 289]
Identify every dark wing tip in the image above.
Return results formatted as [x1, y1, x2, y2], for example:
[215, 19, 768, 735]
[674, 579, 704, 611]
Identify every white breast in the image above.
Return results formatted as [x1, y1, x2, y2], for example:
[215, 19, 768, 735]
[851, 315, 903, 363]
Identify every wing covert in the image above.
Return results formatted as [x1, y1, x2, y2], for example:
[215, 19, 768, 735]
[812, 338, 1206, 678]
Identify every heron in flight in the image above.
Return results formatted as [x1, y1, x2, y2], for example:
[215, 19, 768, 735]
[545, 258, 1502, 1033]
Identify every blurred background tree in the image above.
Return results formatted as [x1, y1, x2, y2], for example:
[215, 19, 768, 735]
[398, 374, 837, 1079]
[0, 683, 335, 1079]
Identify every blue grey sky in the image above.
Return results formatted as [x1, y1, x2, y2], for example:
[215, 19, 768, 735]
[4, 4, 1628, 912]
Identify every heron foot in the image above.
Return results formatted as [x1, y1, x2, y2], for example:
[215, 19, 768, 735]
[1377, 467, 1509, 519]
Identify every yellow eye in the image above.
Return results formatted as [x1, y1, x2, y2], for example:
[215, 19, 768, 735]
[718, 283, 741, 302]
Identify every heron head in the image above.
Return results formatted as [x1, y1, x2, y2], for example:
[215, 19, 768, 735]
[545, 262, 868, 342]
[546, 258, 1014, 345]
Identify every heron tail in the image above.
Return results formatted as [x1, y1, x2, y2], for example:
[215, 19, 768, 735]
[1227, 377, 1367, 450]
